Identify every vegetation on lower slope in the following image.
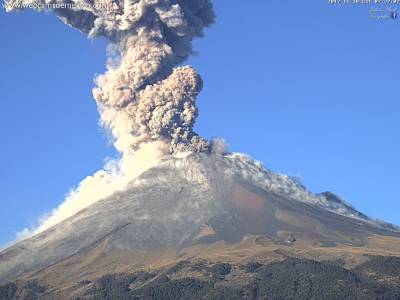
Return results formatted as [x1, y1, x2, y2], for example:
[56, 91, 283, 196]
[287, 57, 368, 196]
[0, 281, 46, 300]
[1, 256, 400, 299]
[354, 255, 400, 278]
[250, 258, 399, 300]
[78, 257, 400, 300]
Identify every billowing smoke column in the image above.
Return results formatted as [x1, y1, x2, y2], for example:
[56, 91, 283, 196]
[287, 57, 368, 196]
[89, 0, 214, 155]
[5, 0, 215, 235]
[7, 0, 214, 154]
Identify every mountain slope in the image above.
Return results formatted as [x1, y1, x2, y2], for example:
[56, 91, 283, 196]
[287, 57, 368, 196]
[0, 153, 399, 289]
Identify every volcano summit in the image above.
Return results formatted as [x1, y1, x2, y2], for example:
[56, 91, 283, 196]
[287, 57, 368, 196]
[1, 153, 400, 298]
[2, 0, 400, 299]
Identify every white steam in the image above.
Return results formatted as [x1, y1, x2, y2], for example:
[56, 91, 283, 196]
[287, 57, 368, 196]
[37, 141, 169, 233]
[16, 141, 169, 238]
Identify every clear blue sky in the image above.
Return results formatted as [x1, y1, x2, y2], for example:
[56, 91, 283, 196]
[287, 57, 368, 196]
[1, 1, 399, 245]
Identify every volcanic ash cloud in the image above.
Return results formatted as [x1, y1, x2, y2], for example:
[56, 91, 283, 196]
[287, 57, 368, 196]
[5, 0, 215, 235]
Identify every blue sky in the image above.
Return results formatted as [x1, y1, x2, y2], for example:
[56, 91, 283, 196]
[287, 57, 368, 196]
[0, 1, 399, 245]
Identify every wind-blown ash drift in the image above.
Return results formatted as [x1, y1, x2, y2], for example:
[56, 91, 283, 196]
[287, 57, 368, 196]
[5, 0, 215, 234]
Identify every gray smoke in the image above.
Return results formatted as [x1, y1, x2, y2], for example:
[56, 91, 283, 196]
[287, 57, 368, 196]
[6, 0, 214, 154]
[5, 0, 215, 235]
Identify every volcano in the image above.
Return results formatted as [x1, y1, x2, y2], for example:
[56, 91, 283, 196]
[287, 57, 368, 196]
[1, 153, 400, 299]
[3, 0, 400, 298]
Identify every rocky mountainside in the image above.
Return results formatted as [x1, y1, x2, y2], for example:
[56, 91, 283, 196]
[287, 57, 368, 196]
[0, 153, 399, 298]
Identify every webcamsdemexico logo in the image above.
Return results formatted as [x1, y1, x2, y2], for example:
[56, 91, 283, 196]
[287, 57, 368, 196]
[2, 1, 112, 10]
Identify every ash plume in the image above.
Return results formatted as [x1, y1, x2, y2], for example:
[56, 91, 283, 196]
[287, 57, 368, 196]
[5, 0, 215, 235]
[5, 0, 215, 153]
